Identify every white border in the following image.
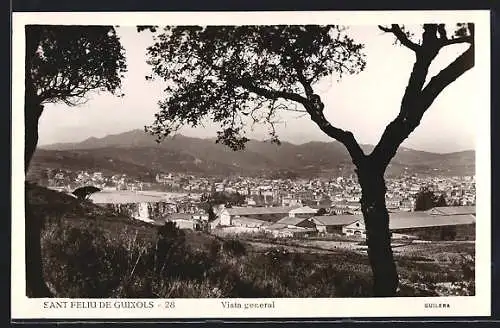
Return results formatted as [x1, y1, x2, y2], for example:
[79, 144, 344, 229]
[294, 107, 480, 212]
[11, 10, 491, 319]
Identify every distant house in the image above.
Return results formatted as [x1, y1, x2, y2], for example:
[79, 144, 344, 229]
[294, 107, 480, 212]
[172, 218, 200, 230]
[309, 215, 359, 234]
[192, 212, 209, 221]
[218, 206, 303, 226]
[165, 213, 201, 230]
[340, 210, 476, 241]
[389, 212, 475, 241]
[232, 217, 270, 229]
[427, 206, 475, 216]
[289, 206, 318, 218]
[342, 220, 367, 238]
[267, 226, 317, 238]
[274, 216, 317, 229]
[264, 216, 318, 238]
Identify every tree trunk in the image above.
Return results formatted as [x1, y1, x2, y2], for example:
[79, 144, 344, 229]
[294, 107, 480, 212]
[25, 25, 52, 296]
[357, 165, 398, 297]
[25, 192, 53, 297]
[25, 96, 42, 173]
[25, 92, 52, 298]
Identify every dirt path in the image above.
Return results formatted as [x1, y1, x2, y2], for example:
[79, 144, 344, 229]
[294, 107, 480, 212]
[244, 239, 353, 254]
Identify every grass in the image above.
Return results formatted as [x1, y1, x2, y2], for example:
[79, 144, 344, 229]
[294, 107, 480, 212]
[29, 184, 475, 298]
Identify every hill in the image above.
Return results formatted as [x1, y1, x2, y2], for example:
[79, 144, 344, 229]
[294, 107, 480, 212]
[34, 129, 475, 178]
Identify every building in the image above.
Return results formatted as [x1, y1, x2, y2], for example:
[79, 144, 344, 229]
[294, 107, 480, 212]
[218, 205, 317, 226]
[340, 207, 476, 240]
[264, 216, 318, 238]
[289, 206, 318, 218]
[309, 215, 359, 234]
[232, 217, 270, 229]
[342, 220, 367, 238]
[427, 206, 475, 216]
[267, 226, 317, 238]
[154, 213, 204, 230]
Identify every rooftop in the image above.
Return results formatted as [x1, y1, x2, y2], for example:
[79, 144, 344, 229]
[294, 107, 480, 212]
[427, 206, 476, 216]
[232, 217, 271, 226]
[310, 215, 359, 226]
[390, 214, 476, 230]
[225, 206, 301, 216]
[275, 216, 311, 226]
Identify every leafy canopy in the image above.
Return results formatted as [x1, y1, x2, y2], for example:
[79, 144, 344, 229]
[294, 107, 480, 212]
[28, 25, 127, 106]
[144, 25, 366, 150]
[414, 187, 448, 211]
[72, 186, 101, 200]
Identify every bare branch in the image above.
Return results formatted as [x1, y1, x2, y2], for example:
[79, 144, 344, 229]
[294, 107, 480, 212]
[378, 24, 420, 52]
[294, 68, 365, 164]
[441, 36, 474, 46]
[420, 44, 474, 112]
[308, 109, 365, 165]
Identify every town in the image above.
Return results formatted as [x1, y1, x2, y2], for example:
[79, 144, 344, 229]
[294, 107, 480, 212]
[34, 167, 476, 242]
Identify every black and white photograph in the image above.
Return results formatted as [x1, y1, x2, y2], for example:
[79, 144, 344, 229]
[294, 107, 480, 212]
[12, 10, 491, 319]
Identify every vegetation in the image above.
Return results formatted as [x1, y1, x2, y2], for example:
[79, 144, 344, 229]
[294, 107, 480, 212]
[72, 186, 101, 200]
[414, 187, 447, 211]
[142, 24, 475, 296]
[200, 191, 246, 221]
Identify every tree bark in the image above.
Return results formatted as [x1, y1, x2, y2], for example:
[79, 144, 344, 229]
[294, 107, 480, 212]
[25, 191, 53, 297]
[357, 162, 398, 296]
[24, 95, 43, 173]
[25, 25, 52, 297]
[25, 88, 52, 298]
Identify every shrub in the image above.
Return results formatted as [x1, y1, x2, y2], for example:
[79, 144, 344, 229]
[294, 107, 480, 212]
[221, 239, 247, 257]
[43, 223, 132, 297]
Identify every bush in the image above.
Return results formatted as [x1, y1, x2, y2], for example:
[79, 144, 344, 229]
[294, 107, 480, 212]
[43, 223, 138, 297]
[222, 239, 247, 257]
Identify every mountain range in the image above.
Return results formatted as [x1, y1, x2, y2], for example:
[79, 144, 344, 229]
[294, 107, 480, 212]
[31, 129, 475, 179]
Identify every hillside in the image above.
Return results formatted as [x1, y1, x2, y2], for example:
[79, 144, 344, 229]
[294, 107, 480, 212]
[34, 129, 475, 178]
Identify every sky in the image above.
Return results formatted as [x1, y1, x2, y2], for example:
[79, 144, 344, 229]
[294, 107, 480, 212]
[37, 25, 479, 153]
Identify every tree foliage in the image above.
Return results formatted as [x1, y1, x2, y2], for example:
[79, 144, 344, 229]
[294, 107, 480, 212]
[144, 25, 365, 150]
[414, 187, 448, 211]
[200, 191, 246, 221]
[27, 25, 127, 107]
[201, 191, 246, 208]
[317, 208, 328, 216]
[72, 186, 101, 200]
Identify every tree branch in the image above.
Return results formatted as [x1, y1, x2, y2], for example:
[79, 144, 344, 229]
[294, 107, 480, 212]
[236, 78, 308, 105]
[308, 109, 365, 165]
[420, 44, 474, 112]
[295, 68, 365, 165]
[378, 24, 420, 52]
[441, 36, 474, 46]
